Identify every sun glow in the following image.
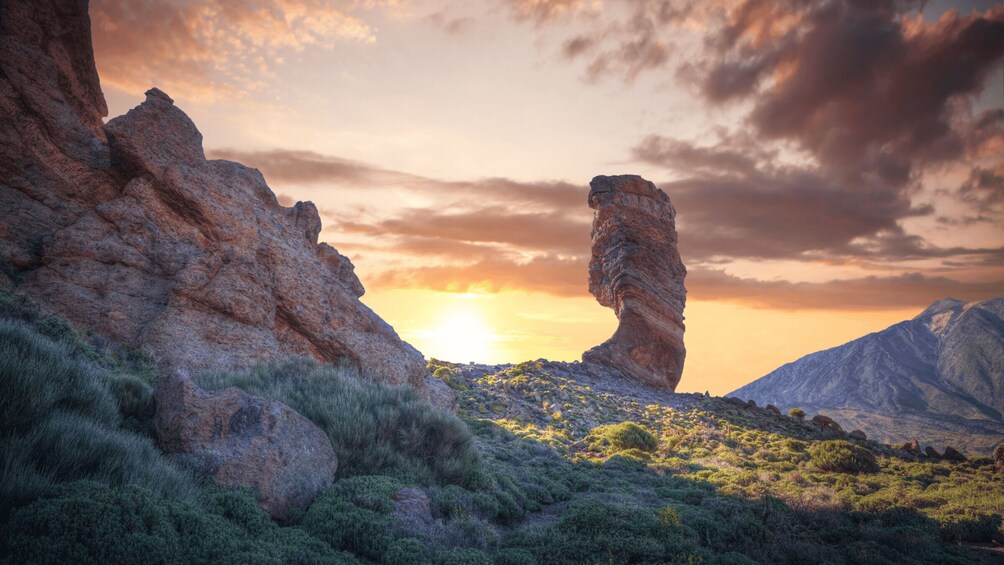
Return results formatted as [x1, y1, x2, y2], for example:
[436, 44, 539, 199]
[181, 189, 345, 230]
[419, 305, 496, 363]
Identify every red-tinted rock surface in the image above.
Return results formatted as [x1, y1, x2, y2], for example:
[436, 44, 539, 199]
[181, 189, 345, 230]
[154, 372, 338, 520]
[582, 175, 687, 391]
[993, 442, 1004, 470]
[0, 0, 425, 387]
[811, 414, 844, 433]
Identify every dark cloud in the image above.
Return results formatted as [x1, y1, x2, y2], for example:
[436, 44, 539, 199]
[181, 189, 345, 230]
[374, 255, 587, 296]
[338, 207, 589, 254]
[688, 268, 1004, 310]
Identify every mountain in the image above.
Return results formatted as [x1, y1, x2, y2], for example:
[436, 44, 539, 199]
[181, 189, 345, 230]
[730, 298, 1004, 453]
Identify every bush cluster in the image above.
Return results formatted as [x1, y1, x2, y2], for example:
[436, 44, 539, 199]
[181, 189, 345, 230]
[0, 320, 193, 518]
[196, 357, 481, 486]
[808, 440, 879, 474]
[586, 421, 658, 455]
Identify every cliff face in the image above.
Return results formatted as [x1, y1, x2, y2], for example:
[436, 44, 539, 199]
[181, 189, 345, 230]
[0, 0, 426, 387]
[730, 298, 1004, 452]
[582, 175, 687, 391]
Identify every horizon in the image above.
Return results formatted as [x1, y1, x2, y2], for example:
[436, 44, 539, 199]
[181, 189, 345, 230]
[91, 0, 1004, 394]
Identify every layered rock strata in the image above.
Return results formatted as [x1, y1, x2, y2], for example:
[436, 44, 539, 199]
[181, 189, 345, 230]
[582, 175, 687, 390]
[0, 0, 425, 387]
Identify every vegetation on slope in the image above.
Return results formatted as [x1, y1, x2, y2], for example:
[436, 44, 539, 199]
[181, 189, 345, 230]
[1, 284, 1002, 564]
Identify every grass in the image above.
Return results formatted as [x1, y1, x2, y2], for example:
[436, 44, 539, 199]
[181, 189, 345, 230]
[1, 283, 1002, 564]
[196, 357, 481, 486]
[0, 319, 194, 519]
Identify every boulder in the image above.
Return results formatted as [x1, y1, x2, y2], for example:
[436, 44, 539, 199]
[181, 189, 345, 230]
[942, 446, 967, 462]
[765, 404, 781, 416]
[0, 0, 425, 388]
[392, 487, 434, 527]
[848, 430, 867, 441]
[726, 397, 748, 408]
[993, 442, 1004, 470]
[899, 439, 921, 453]
[582, 175, 687, 390]
[924, 446, 941, 459]
[811, 414, 844, 433]
[746, 399, 758, 409]
[154, 372, 338, 520]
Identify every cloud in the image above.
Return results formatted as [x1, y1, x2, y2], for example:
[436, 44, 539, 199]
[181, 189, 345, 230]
[374, 254, 587, 296]
[207, 148, 588, 210]
[688, 268, 1004, 310]
[338, 207, 590, 253]
[90, 0, 378, 98]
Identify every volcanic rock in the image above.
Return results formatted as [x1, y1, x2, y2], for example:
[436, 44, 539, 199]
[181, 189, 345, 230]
[899, 439, 921, 453]
[154, 372, 338, 520]
[0, 0, 425, 387]
[766, 404, 782, 416]
[582, 175, 687, 390]
[993, 442, 1004, 469]
[942, 446, 967, 462]
[811, 414, 844, 433]
[924, 446, 941, 459]
[849, 430, 867, 441]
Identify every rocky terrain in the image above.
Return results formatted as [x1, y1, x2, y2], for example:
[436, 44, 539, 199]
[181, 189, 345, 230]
[583, 175, 687, 391]
[0, 0, 424, 387]
[731, 298, 1004, 453]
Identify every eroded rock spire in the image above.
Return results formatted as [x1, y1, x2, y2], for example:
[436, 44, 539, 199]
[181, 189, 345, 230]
[583, 175, 687, 390]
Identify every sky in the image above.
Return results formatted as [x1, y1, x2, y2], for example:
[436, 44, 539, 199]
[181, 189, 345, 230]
[90, 0, 1004, 394]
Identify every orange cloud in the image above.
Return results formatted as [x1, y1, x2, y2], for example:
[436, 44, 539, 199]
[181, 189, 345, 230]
[90, 0, 377, 99]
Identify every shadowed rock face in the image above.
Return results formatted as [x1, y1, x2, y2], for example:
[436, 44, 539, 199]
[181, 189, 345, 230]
[582, 175, 687, 391]
[0, 0, 425, 387]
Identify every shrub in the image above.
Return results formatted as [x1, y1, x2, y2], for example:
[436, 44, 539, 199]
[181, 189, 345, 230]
[301, 475, 404, 561]
[788, 408, 805, 420]
[808, 440, 879, 474]
[2, 481, 349, 564]
[197, 357, 480, 486]
[0, 320, 193, 515]
[586, 421, 658, 454]
[433, 366, 469, 392]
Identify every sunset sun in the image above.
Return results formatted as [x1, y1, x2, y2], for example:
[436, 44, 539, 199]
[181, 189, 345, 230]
[422, 307, 495, 363]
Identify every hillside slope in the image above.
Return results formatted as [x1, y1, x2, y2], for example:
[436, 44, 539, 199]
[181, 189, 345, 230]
[730, 298, 1004, 452]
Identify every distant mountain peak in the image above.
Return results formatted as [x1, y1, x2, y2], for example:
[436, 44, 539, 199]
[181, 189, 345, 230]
[729, 297, 1004, 453]
[914, 297, 966, 321]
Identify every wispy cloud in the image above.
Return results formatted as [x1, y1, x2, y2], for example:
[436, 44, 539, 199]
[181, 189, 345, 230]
[91, 0, 380, 99]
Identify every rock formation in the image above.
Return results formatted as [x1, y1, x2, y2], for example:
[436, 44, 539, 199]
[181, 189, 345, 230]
[154, 372, 338, 520]
[0, 0, 425, 387]
[582, 175, 687, 390]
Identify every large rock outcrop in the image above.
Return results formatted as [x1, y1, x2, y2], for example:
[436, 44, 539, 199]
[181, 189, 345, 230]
[154, 372, 338, 520]
[0, 0, 425, 387]
[582, 175, 687, 390]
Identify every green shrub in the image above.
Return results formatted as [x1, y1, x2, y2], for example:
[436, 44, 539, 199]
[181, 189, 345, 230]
[2, 480, 350, 564]
[586, 421, 658, 454]
[434, 366, 469, 392]
[197, 357, 480, 486]
[808, 440, 879, 474]
[301, 475, 403, 561]
[788, 408, 805, 420]
[0, 320, 193, 515]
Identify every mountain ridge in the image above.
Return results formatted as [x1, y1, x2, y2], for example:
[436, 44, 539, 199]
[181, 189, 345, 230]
[730, 297, 1004, 452]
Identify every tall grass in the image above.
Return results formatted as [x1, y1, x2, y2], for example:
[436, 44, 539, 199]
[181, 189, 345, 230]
[0, 320, 194, 516]
[196, 357, 481, 486]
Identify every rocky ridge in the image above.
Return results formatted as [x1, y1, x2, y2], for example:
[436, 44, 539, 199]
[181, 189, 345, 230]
[583, 175, 687, 391]
[730, 298, 1004, 453]
[0, 0, 425, 387]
